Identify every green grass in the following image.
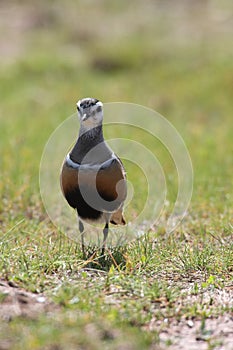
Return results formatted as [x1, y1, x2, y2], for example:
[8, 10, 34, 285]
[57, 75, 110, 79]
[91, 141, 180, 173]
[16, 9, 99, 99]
[0, 0, 233, 349]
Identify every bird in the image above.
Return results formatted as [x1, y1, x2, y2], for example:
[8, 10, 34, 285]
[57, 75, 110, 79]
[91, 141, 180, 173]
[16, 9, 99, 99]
[60, 97, 127, 257]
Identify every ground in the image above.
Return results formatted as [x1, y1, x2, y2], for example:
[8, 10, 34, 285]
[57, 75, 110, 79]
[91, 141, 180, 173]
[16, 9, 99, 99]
[0, 1, 232, 349]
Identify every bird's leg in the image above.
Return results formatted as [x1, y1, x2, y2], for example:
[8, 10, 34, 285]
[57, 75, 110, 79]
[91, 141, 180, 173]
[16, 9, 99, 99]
[102, 222, 109, 256]
[79, 219, 85, 259]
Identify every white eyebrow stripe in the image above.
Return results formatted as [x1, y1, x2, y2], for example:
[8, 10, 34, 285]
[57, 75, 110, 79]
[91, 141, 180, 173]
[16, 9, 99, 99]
[66, 153, 117, 170]
[96, 101, 103, 108]
[76, 99, 103, 110]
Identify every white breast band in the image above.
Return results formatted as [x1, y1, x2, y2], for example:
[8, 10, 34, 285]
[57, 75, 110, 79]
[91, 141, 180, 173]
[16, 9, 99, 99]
[66, 153, 117, 170]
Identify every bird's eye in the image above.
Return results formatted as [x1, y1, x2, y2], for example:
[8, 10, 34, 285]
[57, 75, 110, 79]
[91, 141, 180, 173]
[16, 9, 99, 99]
[77, 106, 81, 112]
[96, 106, 102, 113]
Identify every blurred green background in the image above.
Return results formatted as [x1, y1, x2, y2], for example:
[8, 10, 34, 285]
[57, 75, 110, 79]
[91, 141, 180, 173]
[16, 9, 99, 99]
[0, 0, 232, 214]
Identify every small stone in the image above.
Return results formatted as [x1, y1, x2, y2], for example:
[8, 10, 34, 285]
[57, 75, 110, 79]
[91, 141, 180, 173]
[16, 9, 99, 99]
[37, 296, 46, 303]
[69, 296, 79, 304]
[187, 320, 194, 328]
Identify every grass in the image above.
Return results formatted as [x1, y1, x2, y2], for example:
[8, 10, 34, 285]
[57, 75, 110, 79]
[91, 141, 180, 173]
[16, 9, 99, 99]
[0, 0, 233, 349]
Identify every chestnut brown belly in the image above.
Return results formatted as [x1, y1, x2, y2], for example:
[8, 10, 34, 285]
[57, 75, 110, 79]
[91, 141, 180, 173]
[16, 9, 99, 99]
[61, 159, 127, 221]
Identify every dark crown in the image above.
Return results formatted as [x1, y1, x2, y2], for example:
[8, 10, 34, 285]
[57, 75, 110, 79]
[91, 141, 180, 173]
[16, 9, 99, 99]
[80, 98, 99, 109]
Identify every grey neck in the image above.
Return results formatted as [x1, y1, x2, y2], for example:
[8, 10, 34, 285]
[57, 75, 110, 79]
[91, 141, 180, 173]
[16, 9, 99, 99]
[70, 125, 105, 163]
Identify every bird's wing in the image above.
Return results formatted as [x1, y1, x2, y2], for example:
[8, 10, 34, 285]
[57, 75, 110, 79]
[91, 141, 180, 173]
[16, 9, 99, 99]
[97, 157, 127, 203]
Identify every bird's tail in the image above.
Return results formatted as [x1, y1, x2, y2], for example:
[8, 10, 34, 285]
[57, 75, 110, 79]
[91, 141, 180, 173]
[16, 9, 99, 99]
[110, 208, 126, 225]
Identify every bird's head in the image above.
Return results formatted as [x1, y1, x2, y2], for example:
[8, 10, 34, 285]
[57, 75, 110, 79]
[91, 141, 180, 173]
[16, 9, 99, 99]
[76, 97, 103, 130]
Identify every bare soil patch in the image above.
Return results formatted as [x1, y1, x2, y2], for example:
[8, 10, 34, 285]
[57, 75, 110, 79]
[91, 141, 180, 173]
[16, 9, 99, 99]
[0, 279, 56, 320]
[0, 279, 232, 349]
